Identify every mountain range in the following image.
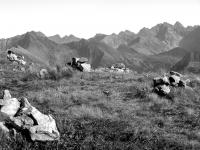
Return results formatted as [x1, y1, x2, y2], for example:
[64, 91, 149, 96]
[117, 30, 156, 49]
[0, 22, 199, 73]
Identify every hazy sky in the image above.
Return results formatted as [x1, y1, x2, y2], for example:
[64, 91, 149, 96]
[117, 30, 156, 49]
[0, 0, 199, 39]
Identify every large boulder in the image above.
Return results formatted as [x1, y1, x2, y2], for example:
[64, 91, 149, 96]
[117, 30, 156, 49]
[0, 90, 60, 141]
[18, 98, 60, 141]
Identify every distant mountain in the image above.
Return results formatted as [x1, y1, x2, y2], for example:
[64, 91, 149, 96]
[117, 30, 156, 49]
[98, 22, 195, 55]
[89, 34, 107, 42]
[101, 30, 137, 49]
[129, 22, 195, 55]
[0, 22, 199, 73]
[48, 34, 80, 44]
[179, 27, 200, 52]
[172, 27, 200, 73]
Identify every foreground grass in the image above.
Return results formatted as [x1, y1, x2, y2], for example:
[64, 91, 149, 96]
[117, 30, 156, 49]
[1, 70, 200, 149]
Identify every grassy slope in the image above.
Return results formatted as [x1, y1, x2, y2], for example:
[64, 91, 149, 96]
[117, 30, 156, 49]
[1, 68, 200, 149]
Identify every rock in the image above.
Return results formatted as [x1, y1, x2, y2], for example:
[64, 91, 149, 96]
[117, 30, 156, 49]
[0, 122, 9, 133]
[20, 67, 26, 72]
[16, 98, 60, 141]
[153, 76, 169, 87]
[7, 51, 26, 66]
[81, 63, 91, 72]
[39, 69, 48, 79]
[12, 115, 34, 129]
[29, 114, 60, 141]
[169, 71, 182, 77]
[154, 84, 170, 95]
[153, 72, 191, 96]
[67, 57, 91, 72]
[169, 75, 181, 86]
[178, 80, 186, 87]
[112, 63, 125, 69]
[77, 57, 88, 63]
[0, 91, 60, 141]
[3, 90, 12, 100]
[0, 90, 20, 117]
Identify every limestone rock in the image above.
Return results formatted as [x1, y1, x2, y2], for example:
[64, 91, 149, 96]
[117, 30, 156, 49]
[0, 90, 60, 141]
[16, 98, 60, 141]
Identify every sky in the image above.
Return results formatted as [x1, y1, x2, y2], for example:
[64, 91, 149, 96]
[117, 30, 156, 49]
[0, 0, 199, 39]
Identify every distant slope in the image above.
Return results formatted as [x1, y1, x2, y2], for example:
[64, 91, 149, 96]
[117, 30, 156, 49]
[179, 26, 200, 52]
[172, 51, 200, 73]
[67, 39, 122, 68]
[0, 31, 76, 66]
[129, 22, 192, 55]
[101, 30, 137, 49]
[172, 27, 200, 73]
[157, 47, 188, 59]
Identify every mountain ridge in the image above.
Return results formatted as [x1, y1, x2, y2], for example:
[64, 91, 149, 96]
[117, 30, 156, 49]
[0, 21, 199, 73]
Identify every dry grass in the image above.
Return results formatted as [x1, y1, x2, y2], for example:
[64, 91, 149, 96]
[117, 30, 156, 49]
[1, 69, 200, 149]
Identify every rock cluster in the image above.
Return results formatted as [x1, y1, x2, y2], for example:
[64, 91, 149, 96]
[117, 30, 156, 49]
[0, 90, 60, 141]
[110, 63, 131, 73]
[67, 57, 91, 72]
[7, 50, 26, 66]
[153, 71, 187, 96]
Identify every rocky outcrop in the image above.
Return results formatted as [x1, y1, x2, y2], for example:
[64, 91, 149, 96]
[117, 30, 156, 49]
[67, 57, 91, 72]
[7, 49, 26, 65]
[153, 71, 187, 96]
[0, 90, 60, 141]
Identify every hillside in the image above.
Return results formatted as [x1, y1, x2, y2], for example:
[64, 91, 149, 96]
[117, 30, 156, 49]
[0, 31, 76, 67]
[1, 65, 200, 149]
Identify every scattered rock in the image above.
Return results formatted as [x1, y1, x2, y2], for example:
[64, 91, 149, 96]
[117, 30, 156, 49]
[7, 50, 26, 66]
[153, 71, 189, 96]
[39, 69, 49, 79]
[67, 57, 91, 72]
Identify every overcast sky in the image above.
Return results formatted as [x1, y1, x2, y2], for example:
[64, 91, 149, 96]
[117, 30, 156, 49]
[0, 0, 199, 39]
